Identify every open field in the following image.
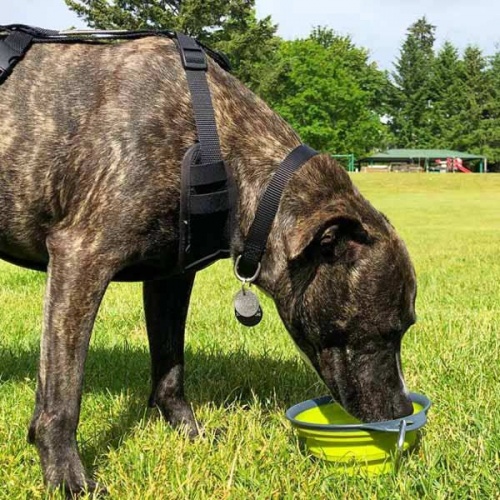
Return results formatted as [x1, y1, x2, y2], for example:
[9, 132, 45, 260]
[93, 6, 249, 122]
[0, 173, 499, 499]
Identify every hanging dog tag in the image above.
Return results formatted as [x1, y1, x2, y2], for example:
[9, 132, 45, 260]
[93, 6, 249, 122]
[234, 288, 263, 327]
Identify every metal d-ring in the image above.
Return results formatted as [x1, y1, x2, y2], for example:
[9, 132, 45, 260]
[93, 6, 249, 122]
[234, 255, 261, 284]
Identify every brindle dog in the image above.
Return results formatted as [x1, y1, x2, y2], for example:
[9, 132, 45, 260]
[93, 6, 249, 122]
[0, 37, 416, 494]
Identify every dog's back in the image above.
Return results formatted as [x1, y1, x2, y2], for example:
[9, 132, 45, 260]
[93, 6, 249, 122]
[0, 36, 299, 278]
[0, 38, 208, 274]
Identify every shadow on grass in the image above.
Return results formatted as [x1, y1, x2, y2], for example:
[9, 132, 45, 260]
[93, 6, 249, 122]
[0, 343, 313, 404]
[0, 342, 317, 467]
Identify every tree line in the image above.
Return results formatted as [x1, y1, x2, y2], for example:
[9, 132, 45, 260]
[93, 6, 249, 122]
[65, 0, 500, 168]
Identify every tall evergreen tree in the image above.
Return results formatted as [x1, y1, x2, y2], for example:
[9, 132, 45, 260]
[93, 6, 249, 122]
[485, 51, 500, 166]
[456, 46, 491, 155]
[64, 0, 278, 90]
[390, 17, 436, 147]
[429, 41, 466, 148]
[446, 45, 500, 170]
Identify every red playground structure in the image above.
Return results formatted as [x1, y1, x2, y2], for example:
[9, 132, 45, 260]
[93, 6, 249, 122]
[435, 157, 472, 173]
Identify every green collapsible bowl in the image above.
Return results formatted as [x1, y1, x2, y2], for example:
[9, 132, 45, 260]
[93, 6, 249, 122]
[286, 392, 431, 474]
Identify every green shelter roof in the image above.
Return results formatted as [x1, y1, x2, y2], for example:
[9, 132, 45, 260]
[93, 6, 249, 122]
[361, 149, 486, 162]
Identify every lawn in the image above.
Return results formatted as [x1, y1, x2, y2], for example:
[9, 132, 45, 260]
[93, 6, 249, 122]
[0, 173, 499, 499]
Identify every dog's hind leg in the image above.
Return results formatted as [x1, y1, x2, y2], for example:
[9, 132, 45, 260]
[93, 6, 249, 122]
[143, 273, 198, 437]
[28, 231, 118, 495]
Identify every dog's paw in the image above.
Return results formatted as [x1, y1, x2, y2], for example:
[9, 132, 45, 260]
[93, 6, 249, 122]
[61, 478, 108, 499]
[46, 472, 107, 499]
[168, 408, 200, 440]
[151, 396, 200, 438]
[40, 448, 106, 498]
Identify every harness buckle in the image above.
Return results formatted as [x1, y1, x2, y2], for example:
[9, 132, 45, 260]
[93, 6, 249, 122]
[0, 30, 34, 83]
[0, 44, 20, 79]
[176, 32, 207, 71]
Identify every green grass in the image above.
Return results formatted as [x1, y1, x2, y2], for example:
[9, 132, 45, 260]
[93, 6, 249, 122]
[1, 173, 499, 499]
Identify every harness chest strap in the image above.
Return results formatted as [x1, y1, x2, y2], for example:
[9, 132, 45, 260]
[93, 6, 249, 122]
[175, 34, 319, 280]
[175, 32, 234, 272]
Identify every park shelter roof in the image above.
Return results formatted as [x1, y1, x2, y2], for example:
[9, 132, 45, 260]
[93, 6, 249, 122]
[361, 149, 486, 162]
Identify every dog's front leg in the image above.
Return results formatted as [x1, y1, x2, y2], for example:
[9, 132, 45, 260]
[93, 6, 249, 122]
[28, 232, 117, 495]
[143, 273, 198, 437]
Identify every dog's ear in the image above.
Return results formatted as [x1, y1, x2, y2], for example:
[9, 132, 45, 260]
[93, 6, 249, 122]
[286, 211, 372, 262]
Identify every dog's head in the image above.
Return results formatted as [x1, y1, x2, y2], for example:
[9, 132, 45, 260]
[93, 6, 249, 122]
[265, 156, 416, 422]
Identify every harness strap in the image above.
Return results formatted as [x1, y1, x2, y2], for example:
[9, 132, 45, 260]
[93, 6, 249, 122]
[0, 30, 33, 82]
[175, 32, 234, 272]
[0, 25, 231, 71]
[176, 32, 224, 166]
[190, 160, 227, 186]
[236, 144, 319, 280]
[0, 24, 59, 37]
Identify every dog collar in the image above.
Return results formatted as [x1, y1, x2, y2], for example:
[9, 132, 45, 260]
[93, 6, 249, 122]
[235, 144, 318, 282]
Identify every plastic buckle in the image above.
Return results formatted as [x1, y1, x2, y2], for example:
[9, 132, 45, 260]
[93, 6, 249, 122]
[180, 47, 207, 70]
[176, 33, 207, 71]
[0, 47, 19, 82]
[0, 45, 19, 74]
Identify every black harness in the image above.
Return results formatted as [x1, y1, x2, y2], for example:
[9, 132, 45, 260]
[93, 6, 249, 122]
[0, 25, 317, 286]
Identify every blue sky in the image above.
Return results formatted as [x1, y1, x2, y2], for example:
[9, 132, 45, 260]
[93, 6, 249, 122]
[3, 0, 499, 70]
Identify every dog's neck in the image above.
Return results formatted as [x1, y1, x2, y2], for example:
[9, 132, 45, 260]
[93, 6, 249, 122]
[209, 66, 359, 296]
[208, 67, 313, 293]
[210, 66, 302, 238]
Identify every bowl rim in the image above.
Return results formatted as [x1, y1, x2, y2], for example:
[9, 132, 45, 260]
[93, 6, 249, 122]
[285, 392, 431, 433]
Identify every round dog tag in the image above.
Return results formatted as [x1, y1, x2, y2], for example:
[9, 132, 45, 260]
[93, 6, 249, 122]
[234, 288, 263, 327]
